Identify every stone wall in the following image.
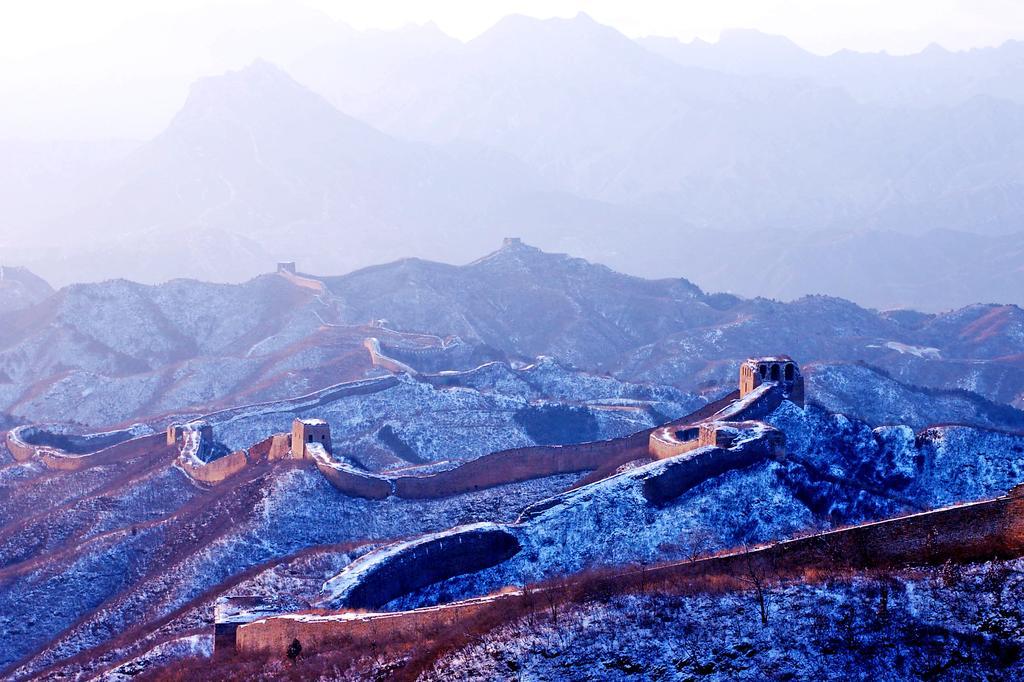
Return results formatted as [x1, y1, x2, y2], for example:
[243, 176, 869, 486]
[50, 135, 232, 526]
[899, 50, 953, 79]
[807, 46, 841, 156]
[236, 487, 1024, 658]
[364, 337, 419, 375]
[649, 427, 702, 460]
[4, 430, 37, 462]
[236, 598, 502, 657]
[642, 433, 783, 506]
[182, 449, 251, 484]
[649, 384, 782, 459]
[276, 268, 325, 294]
[313, 457, 392, 500]
[265, 433, 292, 461]
[6, 428, 168, 471]
[325, 525, 521, 610]
[392, 431, 652, 499]
[709, 382, 784, 422]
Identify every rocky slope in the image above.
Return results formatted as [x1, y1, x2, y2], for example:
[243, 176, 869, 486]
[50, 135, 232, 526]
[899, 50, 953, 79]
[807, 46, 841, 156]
[0, 358, 699, 679]
[422, 559, 1024, 681]
[357, 399, 1024, 613]
[805, 362, 1024, 431]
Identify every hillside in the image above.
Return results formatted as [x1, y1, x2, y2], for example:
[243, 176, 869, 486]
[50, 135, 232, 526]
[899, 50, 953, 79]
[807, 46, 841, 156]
[0, 356, 695, 678]
[333, 399, 1024, 615]
[0, 241, 1020, 429]
[0, 267, 52, 314]
[23, 61, 556, 285]
[326, 240, 1024, 408]
[419, 560, 1024, 681]
[3, 8, 1024, 681]
[58, 378, 1024, 681]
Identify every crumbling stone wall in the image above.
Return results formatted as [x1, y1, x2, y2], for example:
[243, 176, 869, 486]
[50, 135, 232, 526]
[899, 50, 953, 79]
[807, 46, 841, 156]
[182, 449, 251, 484]
[265, 433, 291, 461]
[166, 424, 183, 445]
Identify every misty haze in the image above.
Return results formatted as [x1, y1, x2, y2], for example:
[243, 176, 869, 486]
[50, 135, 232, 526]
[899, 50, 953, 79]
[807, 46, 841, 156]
[2, 2, 1024, 680]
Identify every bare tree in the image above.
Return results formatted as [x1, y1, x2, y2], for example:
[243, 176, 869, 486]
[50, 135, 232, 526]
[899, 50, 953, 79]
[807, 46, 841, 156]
[736, 551, 772, 626]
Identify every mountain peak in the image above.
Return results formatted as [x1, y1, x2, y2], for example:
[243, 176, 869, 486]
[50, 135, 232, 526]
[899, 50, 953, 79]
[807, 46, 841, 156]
[181, 59, 309, 112]
[474, 11, 630, 48]
[165, 58, 366, 141]
[0, 265, 54, 313]
[716, 28, 803, 51]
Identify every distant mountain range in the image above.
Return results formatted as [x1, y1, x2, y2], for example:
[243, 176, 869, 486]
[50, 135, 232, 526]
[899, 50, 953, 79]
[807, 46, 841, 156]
[640, 29, 1024, 107]
[324, 240, 1024, 407]
[1, 12, 1022, 310]
[292, 14, 1024, 240]
[1, 241, 1020, 427]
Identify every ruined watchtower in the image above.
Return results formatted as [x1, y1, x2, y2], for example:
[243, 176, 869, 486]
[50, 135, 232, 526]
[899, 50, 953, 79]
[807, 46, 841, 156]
[739, 356, 804, 406]
[277, 261, 297, 275]
[291, 418, 331, 459]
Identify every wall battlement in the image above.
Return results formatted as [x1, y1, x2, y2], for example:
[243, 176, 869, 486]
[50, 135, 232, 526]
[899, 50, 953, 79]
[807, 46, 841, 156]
[650, 356, 803, 459]
[740, 355, 804, 406]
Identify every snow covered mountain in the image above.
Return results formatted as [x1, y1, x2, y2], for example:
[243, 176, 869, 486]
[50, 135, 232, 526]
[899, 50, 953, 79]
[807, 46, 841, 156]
[326, 241, 1024, 409]
[0, 360, 696, 678]
[0, 241, 1020, 429]
[5, 370, 1021, 679]
[0, 267, 52, 314]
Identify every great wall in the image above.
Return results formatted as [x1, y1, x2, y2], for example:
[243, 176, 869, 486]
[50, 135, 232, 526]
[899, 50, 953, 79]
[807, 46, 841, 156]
[232, 482, 1024, 658]
[6, 265, 1023, 669]
[216, 352, 1024, 660]
[2, 350, 800, 503]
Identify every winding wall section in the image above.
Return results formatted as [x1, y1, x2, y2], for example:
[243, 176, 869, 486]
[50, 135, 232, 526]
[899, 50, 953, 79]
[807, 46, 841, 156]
[236, 484, 1024, 656]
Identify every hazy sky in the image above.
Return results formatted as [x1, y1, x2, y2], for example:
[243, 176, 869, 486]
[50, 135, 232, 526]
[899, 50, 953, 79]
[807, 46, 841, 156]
[3, 0, 1024, 139]
[3, 0, 1024, 58]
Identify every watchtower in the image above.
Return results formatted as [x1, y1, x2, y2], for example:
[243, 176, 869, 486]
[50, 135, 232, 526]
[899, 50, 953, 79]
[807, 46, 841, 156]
[291, 418, 332, 459]
[739, 356, 804, 406]
[277, 261, 297, 275]
[166, 424, 184, 445]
